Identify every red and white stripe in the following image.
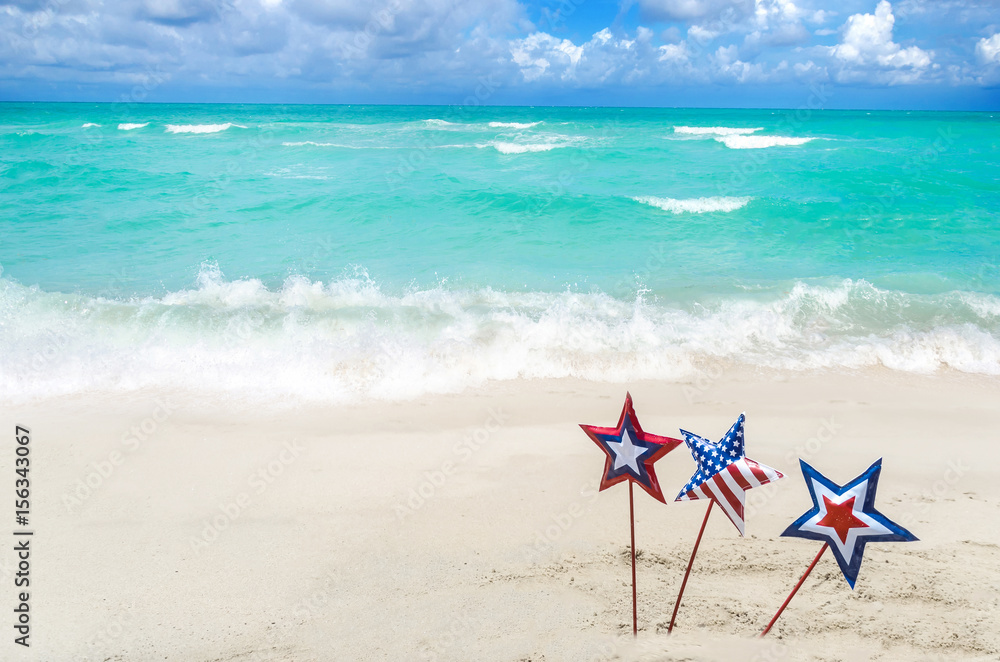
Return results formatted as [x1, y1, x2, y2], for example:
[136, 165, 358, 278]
[679, 458, 783, 536]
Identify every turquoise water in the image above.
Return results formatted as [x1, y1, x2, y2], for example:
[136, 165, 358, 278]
[2, 103, 999, 401]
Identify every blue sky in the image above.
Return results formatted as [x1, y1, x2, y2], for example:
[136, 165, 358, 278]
[2, 0, 999, 108]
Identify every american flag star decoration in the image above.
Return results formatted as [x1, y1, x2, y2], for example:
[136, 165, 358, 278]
[580, 392, 683, 503]
[675, 413, 784, 536]
[781, 458, 918, 588]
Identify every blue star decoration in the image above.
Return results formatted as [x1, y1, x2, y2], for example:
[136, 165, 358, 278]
[675, 413, 783, 536]
[782, 459, 918, 588]
[580, 392, 682, 503]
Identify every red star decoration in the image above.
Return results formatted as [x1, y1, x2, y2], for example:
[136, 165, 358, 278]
[580, 392, 683, 503]
[817, 495, 869, 544]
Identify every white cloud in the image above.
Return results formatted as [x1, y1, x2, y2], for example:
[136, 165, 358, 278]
[509, 28, 659, 85]
[688, 24, 718, 42]
[976, 33, 1000, 65]
[830, 1, 930, 70]
[753, 0, 803, 30]
[794, 59, 824, 76]
[712, 43, 767, 82]
[0, 0, 990, 98]
[658, 42, 689, 62]
[504, 21, 821, 88]
[593, 27, 613, 46]
[808, 9, 834, 25]
[510, 32, 582, 81]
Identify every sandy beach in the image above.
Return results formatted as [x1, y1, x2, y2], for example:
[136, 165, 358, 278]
[6, 366, 998, 661]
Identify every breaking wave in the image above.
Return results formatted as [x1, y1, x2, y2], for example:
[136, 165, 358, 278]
[632, 196, 753, 213]
[673, 126, 763, 136]
[489, 122, 541, 129]
[2, 266, 1000, 404]
[716, 135, 815, 149]
[165, 123, 246, 134]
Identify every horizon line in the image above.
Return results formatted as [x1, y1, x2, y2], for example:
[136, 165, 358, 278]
[1, 100, 997, 113]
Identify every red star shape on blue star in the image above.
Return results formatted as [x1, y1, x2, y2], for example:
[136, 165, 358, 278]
[580, 392, 683, 503]
[782, 458, 918, 588]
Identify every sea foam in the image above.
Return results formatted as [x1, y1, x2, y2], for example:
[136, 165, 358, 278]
[489, 122, 541, 129]
[482, 141, 561, 154]
[3, 268, 1000, 404]
[165, 123, 246, 134]
[673, 126, 762, 136]
[715, 135, 814, 149]
[281, 141, 379, 149]
[632, 196, 753, 213]
[82, 123, 101, 128]
[478, 139, 578, 154]
[117, 123, 149, 130]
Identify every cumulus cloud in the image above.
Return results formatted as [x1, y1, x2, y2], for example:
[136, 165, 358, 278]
[657, 41, 688, 62]
[711, 43, 767, 82]
[0, 0, 989, 99]
[510, 32, 582, 81]
[976, 33, 1000, 65]
[0, 0, 527, 93]
[507, 20, 821, 88]
[829, 1, 931, 74]
[753, 0, 803, 30]
[508, 28, 665, 86]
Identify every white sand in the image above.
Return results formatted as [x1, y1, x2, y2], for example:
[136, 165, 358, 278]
[5, 367, 999, 660]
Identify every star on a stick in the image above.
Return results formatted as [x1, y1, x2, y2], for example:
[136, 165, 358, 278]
[580, 393, 683, 503]
[675, 413, 783, 535]
[782, 458, 917, 588]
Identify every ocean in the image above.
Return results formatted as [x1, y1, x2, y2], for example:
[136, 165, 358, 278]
[2, 102, 999, 402]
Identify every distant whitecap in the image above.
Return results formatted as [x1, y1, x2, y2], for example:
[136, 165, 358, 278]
[489, 121, 541, 129]
[715, 135, 814, 149]
[632, 195, 753, 213]
[165, 123, 246, 134]
[673, 126, 763, 136]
